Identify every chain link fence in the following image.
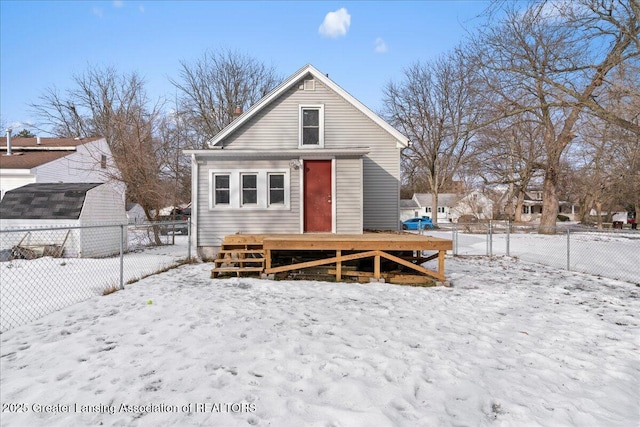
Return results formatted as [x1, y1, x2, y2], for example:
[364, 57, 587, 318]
[427, 221, 639, 285]
[0, 222, 191, 333]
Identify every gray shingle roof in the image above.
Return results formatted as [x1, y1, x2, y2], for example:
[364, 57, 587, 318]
[0, 183, 102, 220]
[400, 199, 419, 208]
[413, 193, 461, 207]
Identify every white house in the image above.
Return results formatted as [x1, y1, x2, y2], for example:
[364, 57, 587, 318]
[185, 64, 409, 259]
[0, 135, 122, 200]
[408, 191, 494, 223]
[0, 183, 127, 258]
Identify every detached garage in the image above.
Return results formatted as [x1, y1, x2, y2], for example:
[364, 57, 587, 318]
[0, 183, 127, 258]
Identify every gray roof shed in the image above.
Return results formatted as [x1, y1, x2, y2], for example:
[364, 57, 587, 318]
[0, 183, 103, 220]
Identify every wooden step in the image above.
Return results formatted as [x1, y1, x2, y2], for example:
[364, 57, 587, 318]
[211, 266, 264, 278]
[212, 267, 264, 273]
[219, 249, 264, 255]
[214, 258, 265, 265]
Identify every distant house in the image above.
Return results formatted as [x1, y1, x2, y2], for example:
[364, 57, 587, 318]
[185, 64, 409, 259]
[407, 190, 494, 223]
[400, 199, 421, 221]
[0, 136, 122, 200]
[126, 203, 146, 224]
[0, 183, 127, 257]
[520, 189, 576, 221]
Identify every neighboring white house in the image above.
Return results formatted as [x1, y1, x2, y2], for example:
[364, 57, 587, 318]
[126, 203, 147, 224]
[185, 64, 409, 259]
[0, 183, 127, 257]
[518, 189, 576, 222]
[408, 191, 494, 223]
[400, 199, 421, 222]
[0, 136, 123, 200]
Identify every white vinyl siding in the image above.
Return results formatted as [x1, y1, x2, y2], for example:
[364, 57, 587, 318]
[335, 157, 363, 233]
[198, 160, 299, 248]
[219, 76, 400, 230]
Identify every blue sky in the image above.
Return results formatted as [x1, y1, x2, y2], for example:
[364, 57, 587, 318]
[1, 0, 490, 133]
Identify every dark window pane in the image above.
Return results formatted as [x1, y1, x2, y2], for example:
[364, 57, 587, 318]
[215, 175, 230, 205]
[242, 174, 257, 188]
[302, 128, 319, 145]
[215, 175, 229, 188]
[270, 189, 284, 204]
[303, 109, 319, 126]
[215, 190, 229, 204]
[269, 174, 284, 189]
[243, 189, 257, 204]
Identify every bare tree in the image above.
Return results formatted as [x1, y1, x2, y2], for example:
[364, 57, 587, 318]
[171, 49, 281, 147]
[470, 0, 639, 232]
[471, 113, 546, 221]
[30, 66, 172, 242]
[383, 50, 481, 225]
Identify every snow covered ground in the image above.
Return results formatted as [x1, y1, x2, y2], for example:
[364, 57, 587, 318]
[0, 232, 189, 332]
[429, 228, 640, 285]
[1, 255, 638, 426]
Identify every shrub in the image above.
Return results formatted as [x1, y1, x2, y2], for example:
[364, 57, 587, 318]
[557, 214, 570, 222]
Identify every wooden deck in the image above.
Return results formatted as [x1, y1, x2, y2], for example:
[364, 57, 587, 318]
[212, 233, 453, 285]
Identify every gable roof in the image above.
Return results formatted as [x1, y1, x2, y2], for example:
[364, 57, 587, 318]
[0, 137, 102, 170]
[207, 64, 409, 148]
[400, 199, 420, 209]
[413, 193, 462, 208]
[0, 182, 102, 220]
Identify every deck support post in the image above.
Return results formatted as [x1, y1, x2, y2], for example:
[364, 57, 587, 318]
[336, 250, 342, 281]
[265, 249, 271, 271]
[438, 250, 445, 279]
[374, 255, 381, 279]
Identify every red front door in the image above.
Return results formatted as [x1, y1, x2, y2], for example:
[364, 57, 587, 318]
[303, 160, 332, 232]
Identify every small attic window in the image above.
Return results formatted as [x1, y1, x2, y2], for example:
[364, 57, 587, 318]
[303, 79, 315, 91]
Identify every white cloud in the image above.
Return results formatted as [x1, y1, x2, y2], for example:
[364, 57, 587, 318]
[113, 0, 123, 7]
[374, 37, 388, 53]
[139, 4, 145, 13]
[319, 8, 351, 38]
[92, 6, 104, 18]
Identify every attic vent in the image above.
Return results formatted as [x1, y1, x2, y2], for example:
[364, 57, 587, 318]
[303, 79, 315, 91]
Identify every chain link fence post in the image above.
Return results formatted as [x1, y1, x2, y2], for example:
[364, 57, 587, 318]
[187, 219, 192, 261]
[488, 220, 493, 257]
[120, 224, 125, 290]
[506, 219, 510, 257]
[452, 223, 458, 256]
[566, 228, 571, 272]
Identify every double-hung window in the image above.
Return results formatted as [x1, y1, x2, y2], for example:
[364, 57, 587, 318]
[268, 173, 285, 206]
[241, 174, 258, 206]
[299, 105, 324, 148]
[214, 174, 230, 206]
[210, 170, 289, 209]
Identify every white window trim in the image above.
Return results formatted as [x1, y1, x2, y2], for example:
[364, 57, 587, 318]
[299, 104, 325, 148]
[209, 169, 290, 210]
[210, 171, 234, 209]
[267, 172, 288, 207]
[240, 173, 259, 207]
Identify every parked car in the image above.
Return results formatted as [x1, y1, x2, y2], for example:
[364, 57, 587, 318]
[158, 207, 191, 235]
[402, 217, 434, 230]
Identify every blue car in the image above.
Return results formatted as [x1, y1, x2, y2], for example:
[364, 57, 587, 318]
[402, 217, 434, 230]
